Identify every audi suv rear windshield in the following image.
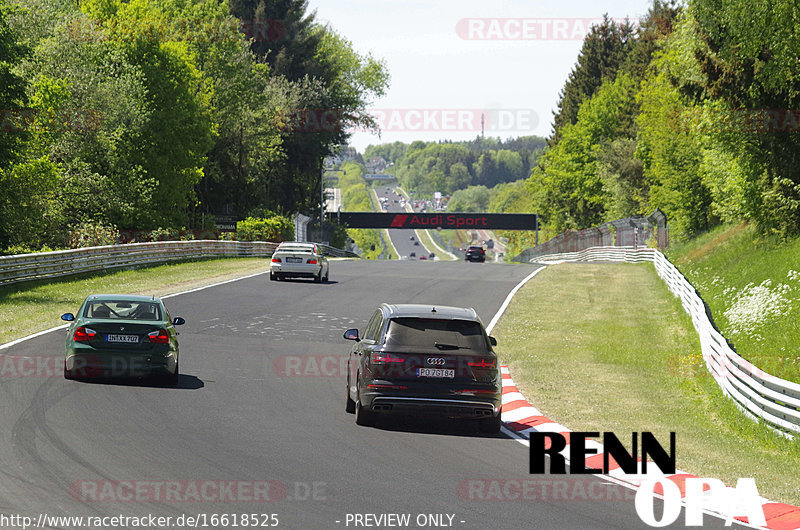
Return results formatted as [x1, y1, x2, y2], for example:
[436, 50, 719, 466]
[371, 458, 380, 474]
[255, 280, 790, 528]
[384, 318, 488, 351]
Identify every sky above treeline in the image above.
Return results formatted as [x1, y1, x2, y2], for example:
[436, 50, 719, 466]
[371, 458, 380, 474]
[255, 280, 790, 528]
[309, 0, 655, 151]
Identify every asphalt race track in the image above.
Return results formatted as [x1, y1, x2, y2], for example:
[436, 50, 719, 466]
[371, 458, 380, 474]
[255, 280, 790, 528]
[0, 261, 748, 529]
[374, 187, 433, 260]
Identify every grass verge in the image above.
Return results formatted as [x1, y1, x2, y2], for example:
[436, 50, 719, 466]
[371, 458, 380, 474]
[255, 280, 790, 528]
[415, 229, 456, 261]
[0, 257, 268, 345]
[666, 223, 800, 383]
[382, 229, 398, 260]
[492, 263, 800, 505]
[439, 229, 471, 250]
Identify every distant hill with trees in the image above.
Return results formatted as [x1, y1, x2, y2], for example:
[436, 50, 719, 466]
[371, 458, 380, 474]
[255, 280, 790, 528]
[363, 136, 546, 196]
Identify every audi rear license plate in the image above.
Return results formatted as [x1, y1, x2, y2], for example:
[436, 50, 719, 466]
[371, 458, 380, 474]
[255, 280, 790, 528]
[417, 368, 455, 378]
[106, 334, 139, 343]
[286, 257, 303, 263]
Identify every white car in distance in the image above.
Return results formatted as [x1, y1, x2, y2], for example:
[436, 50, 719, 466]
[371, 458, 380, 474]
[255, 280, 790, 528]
[270, 242, 329, 283]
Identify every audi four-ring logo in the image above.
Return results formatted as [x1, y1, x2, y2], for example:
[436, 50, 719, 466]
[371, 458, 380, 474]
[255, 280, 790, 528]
[426, 357, 445, 365]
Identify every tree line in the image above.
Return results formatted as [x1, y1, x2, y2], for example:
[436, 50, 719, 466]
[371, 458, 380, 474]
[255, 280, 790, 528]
[0, 0, 388, 251]
[505, 0, 800, 244]
[363, 136, 546, 196]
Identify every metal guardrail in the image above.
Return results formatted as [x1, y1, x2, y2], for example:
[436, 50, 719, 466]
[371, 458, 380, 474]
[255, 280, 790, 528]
[526, 246, 800, 437]
[528, 246, 657, 264]
[512, 211, 669, 263]
[318, 244, 360, 258]
[0, 240, 357, 286]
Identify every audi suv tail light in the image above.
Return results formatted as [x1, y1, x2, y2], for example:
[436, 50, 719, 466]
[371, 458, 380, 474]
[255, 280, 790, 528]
[372, 352, 405, 363]
[468, 358, 495, 368]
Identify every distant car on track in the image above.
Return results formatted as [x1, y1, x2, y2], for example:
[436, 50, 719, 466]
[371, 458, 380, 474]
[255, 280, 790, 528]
[61, 294, 184, 382]
[343, 303, 502, 433]
[465, 245, 486, 263]
[270, 242, 329, 282]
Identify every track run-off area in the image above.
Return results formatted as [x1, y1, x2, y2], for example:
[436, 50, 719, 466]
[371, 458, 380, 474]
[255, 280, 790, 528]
[0, 260, 748, 529]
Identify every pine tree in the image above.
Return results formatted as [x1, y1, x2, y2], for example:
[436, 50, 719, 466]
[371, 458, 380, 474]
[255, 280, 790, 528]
[229, 0, 322, 80]
[622, 0, 681, 82]
[549, 15, 634, 144]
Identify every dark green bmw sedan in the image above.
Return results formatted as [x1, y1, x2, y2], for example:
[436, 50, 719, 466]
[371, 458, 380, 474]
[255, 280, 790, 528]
[61, 294, 185, 383]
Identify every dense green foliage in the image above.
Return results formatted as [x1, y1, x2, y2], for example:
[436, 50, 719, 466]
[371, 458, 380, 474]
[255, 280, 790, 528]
[368, 136, 546, 196]
[446, 185, 490, 213]
[363, 141, 407, 164]
[0, 1, 27, 168]
[0, 0, 387, 251]
[235, 215, 294, 242]
[511, 0, 800, 242]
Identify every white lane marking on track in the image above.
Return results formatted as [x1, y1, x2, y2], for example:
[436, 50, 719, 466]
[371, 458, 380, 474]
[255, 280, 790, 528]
[0, 325, 70, 351]
[486, 266, 546, 334]
[161, 270, 269, 299]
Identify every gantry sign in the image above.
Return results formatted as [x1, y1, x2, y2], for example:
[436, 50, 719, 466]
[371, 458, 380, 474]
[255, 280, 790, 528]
[330, 212, 539, 230]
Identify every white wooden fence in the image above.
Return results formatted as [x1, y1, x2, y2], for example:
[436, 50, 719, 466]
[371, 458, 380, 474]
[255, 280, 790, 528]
[0, 240, 357, 286]
[528, 246, 800, 437]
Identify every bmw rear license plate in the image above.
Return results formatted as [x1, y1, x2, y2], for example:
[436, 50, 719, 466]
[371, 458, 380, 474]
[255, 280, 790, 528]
[417, 367, 454, 378]
[286, 257, 303, 263]
[106, 334, 138, 343]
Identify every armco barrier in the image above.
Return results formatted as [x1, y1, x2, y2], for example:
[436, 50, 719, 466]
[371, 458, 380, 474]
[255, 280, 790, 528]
[318, 244, 360, 258]
[0, 240, 358, 286]
[511, 210, 669, 262]
[524, 246, 800, 437]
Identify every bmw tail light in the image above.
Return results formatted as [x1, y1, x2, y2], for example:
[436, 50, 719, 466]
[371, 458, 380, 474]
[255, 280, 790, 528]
[468, 358, 495, 368]
[307, 259, 317, 264]
[271, 258, 281, 263]
[372, 352, 404, 363]
[73, 327, 96, 342]
[147, 329, 170, 344]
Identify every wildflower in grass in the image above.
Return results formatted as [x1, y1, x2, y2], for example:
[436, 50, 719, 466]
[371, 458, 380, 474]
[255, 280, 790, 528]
[724, 280, 793, 336]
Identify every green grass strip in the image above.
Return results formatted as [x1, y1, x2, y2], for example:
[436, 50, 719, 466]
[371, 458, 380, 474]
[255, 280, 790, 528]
[666, 223, 800, 383]
[492, 263, 800, 505]
[415, 229, 456, 261]
[0, 257, 268, 345]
